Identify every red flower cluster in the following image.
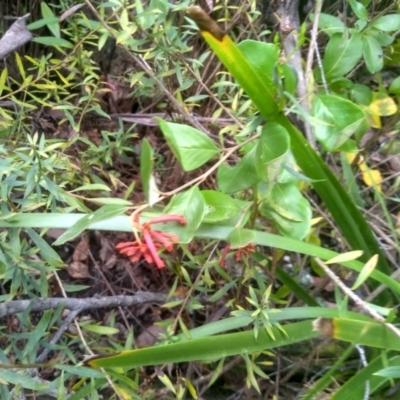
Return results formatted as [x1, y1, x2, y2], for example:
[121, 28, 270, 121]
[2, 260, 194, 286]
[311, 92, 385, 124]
[220, 243, 256, 267]
[116, 214, 186, 269]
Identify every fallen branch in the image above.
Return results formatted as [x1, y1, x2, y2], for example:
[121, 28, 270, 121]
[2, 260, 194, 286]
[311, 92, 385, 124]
[0, 292, 168, 318]
[0, 14, 32, 60]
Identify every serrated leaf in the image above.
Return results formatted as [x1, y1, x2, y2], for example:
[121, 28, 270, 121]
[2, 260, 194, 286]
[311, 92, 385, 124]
[158, 119, 219, 171]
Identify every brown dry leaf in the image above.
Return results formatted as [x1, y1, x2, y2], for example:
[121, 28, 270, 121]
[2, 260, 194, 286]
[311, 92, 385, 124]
[135, 324, 168, 348]
[72, 236, 90, 262]
[67, 261, 90, 279]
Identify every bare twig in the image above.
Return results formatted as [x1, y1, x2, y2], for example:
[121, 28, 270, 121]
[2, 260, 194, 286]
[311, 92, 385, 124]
[315, 258, 400, 339]
[0, 292, 168, 319]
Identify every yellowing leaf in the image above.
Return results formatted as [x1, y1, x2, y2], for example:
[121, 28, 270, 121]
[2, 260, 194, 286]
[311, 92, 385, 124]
[359, 162, 382, 191]
[365, 111, 381, 128]
[368, 95, 397, 116]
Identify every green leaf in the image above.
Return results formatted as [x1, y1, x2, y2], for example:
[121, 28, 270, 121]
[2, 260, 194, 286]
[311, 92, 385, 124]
[85, 320, 319, 369]
[70, 184, 111, 192]
[371, 14, 400, 32]
[82, 324, 120, 335]
[326, 250, 364, 264]
[316, 318, 400, 351]
[26, 228, 64, 267]
[33, 37, 73, 48]
[201, 190, 241, 223]
[53, 205, 130, 245]
[140, 138, 154, 203]
[256, 122, 290, 182]
[259, 183, 311, 240]
[312, 94, 366, 151]
[348, 0, 368, 21]
[164, 186, 205, 242]
[157, 119, 219, 171]
[316, 13, 345, 36]
[0, 370, 47, 391]
[389, 76, 400, 95]
[363, 35, 383, 73]
[217, 145, 259, 193]
[322, 32, 363, 80]
[351, 254, 379, 290]
[40, 2, 60, 38]
[228, 228, 256, 249]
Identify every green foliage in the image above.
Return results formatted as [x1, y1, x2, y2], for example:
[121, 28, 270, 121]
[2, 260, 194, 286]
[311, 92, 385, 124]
[1, 0, 400, 398]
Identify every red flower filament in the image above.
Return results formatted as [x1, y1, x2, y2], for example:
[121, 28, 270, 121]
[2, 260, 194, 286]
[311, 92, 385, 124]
[116, 214, 186, 269]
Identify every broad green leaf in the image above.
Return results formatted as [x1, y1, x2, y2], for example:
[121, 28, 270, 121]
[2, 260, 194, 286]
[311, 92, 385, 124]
[256, 122, 290, 182]
[40, 2, 60, 38]
[322, 32, 363, 80]
[363, 35, 383, 73]
[374, 365, 400, 378]
[259, 183, 311, 240]
[348, 0, 368, 21]
[201, 190, 241, 223]
[228, 228, 256, 249]
[53, 205, 130, 245]
[157, 119, 219, 171]
[140, 138, 154, 202]
[312, 94, 366, 151]
[33, 37, 74, 48]
[217, 145, 259, 193]
[371, 14, 400, 32]
[85, 320, 319, 369]
[236, 40, 279, 99]
[389, 76, 400, 95]
[164, 186, 205, 242]
[186, 8, 392, 278]
[316, 13, 345, 36]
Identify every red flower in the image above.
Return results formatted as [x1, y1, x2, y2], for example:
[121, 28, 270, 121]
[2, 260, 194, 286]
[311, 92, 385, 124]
[116, 214, 186, 269]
